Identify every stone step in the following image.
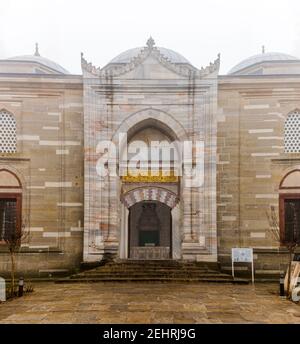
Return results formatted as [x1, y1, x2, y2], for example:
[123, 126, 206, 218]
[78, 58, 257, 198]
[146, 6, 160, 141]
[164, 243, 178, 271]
[80, 269, 216, 274]
[75, 271, 223, 276]
[62, 261, 248, 284]
[82, 267, 213, 273]
[77, 268, 225, 274]
[81, 260, 218, 268]
[73, 272, 231, 278]
[57, 277, 248, 284]
[91, 262, 215, 268]
[115, 261, 218, 268]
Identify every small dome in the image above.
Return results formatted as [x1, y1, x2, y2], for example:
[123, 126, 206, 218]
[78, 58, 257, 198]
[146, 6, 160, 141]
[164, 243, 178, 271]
[109, 47, 191, 65]
[228, 52, 299, 75]
[8, 54, 69, 74]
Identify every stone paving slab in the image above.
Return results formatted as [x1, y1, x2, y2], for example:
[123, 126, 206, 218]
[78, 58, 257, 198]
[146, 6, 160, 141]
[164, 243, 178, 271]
[0, 282, 299, 324]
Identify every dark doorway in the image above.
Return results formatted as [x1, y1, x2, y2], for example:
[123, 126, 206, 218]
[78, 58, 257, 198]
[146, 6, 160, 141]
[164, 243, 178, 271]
[280, 195, 300, 244]
[128, 201, 172, 259]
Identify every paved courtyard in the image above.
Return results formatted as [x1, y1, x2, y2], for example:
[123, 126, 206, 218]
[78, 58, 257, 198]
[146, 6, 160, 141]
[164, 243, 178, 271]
[0, 282, 299, 324]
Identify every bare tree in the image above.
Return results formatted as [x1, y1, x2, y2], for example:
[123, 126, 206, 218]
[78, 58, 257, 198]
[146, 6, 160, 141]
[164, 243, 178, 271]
[4, 218, 29, 297]
[267, 205, 300, 298]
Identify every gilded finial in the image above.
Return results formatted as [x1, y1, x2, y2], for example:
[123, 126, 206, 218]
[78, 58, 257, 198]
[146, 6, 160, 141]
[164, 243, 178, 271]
[146, 36, 155, 49]
[34, 42, 40, 56]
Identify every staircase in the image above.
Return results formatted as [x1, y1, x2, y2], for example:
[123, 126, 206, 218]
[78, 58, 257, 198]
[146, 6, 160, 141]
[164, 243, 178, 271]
[56, 260, 249, 284]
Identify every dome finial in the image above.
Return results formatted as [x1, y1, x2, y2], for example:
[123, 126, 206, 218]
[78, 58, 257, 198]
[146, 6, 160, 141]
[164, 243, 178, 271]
[146, 36, 155, 49]
[34, 42, 40, 56]
[262, 45, 265, 54]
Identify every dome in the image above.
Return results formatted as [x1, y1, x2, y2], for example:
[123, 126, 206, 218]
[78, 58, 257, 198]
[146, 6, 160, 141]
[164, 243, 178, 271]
[8, 55, 69, 74]
[7, 44, 69, 74]
[109, 47, 191, 65]
[228, 52, 299, 75]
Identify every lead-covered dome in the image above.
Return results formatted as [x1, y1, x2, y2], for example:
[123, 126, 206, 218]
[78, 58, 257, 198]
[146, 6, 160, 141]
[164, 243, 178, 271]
[8, 54, 69, 74]
[0, 44, 69, 75]
[109, 46, 191, 65]
[228, 51, 300, 75]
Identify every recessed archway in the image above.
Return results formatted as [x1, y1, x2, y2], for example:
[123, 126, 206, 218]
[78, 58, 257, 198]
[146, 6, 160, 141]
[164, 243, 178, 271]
[128, 200, 172, 259]
[111, 108, 188, 147]
[116, 109, 182, 260]
[119, 186, 180, 260]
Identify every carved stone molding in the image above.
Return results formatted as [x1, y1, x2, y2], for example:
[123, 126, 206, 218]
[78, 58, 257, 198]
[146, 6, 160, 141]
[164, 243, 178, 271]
[121, 186, 179, 209]
[81, 38, 220, 79]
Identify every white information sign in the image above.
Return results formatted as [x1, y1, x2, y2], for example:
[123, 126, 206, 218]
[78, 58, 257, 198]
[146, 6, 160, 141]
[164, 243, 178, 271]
[231, 248, 254, 283]
[232, 248, 253, 263]
[0, 277, 5, 302]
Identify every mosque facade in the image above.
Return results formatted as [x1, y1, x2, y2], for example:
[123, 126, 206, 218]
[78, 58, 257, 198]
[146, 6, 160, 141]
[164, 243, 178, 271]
[0, 39, 300, 277]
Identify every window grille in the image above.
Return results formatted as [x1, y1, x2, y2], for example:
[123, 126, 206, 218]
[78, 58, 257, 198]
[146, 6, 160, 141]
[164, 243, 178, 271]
[284, 111, 300, 153]
[0, 110, 17, 153]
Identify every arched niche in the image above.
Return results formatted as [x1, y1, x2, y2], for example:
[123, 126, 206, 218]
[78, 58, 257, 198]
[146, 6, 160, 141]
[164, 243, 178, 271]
[118, 117, 182, 180]
[112, 108, 188, 151]
[280, 169, 300, 189]
[0, 169, 22, 189]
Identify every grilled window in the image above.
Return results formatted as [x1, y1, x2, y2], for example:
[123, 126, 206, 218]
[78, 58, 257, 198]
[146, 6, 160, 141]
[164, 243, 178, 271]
[0, 199, 17, 241]
[0, 110, 17, 153]
[284, 111, 300, 153]
[283, 199, 300, 244]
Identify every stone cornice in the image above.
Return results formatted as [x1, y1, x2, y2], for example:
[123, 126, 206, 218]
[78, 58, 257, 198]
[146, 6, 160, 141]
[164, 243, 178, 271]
[0, 73, 82, 80]
[0, 79, 83, 91]
[81, 38, 220, 79]
[271, 155, 300, 163]
[0, 157, 30, 161]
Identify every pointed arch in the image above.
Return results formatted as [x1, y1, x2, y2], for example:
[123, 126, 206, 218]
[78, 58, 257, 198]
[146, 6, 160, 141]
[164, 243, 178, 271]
[113, 108, 185, 177]
[112, 108, 188, 145]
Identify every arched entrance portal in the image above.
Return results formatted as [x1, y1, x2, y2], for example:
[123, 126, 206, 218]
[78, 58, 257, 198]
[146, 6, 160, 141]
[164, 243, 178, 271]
[118, 113, 181, 260]
[129, 201, 172, 259]
[120, 187, 180, 260]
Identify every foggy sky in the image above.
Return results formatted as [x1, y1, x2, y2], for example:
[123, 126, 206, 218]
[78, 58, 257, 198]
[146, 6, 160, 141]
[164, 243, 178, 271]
[0, 0, 300, 75]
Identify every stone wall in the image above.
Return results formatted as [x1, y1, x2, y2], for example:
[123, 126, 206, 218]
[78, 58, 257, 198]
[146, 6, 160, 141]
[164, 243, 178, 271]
[0, 74, 83, 277]
[217, 75, 300, 275]
[82, 46, 219, 262]
[1, 52, 299, 277]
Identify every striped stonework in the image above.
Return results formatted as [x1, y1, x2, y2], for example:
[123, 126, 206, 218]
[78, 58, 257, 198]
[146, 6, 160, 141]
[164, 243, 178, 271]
[122, 187, 178, 209]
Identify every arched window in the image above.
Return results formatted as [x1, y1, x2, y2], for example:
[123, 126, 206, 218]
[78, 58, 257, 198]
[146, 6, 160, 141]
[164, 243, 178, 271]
[284, 110, 300, 153]
[0, 109, 17, 153]
[279, 169, 300, 244]
[0, 169, 22, 242]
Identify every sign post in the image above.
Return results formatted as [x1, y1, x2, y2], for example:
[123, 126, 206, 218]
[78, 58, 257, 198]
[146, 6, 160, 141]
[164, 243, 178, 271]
[232, 248, 254, 283]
